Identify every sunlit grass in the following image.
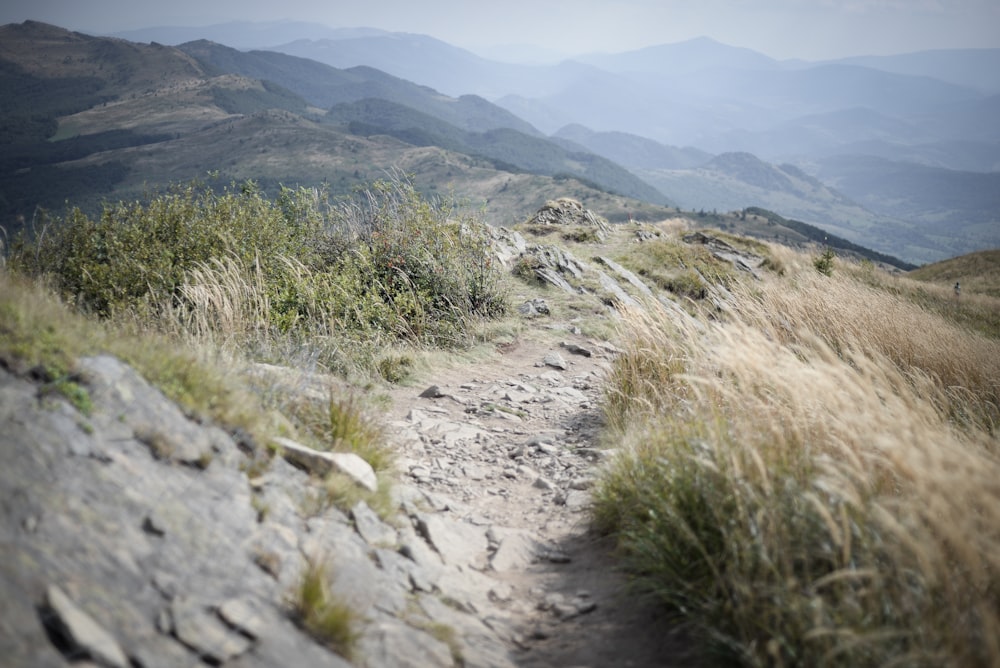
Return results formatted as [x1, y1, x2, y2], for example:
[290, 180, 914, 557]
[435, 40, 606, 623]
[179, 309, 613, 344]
[597, 249, 1000, 666]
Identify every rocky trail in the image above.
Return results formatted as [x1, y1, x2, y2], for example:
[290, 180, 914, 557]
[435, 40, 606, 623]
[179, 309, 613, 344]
[1, 201, 746, 666]
[0, 326, 691, 668]
[383, 330, 692, 667]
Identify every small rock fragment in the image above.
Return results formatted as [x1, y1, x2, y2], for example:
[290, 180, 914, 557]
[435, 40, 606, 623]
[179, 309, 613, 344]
[543, 352, 568, 371]
[559, 342, 593, 357]
[217, 597, 266, 639]
[42, 585, 129, 668]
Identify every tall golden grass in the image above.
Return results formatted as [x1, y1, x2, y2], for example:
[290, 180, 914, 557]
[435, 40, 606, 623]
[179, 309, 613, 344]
[596, 254, 1000, 666]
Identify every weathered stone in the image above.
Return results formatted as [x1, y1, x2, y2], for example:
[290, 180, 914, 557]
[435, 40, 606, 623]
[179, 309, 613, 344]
[415, 513, 489, 568]
[357, 619, 455, 668]
[596, 256, 655, 297]
[503, 390, 533, 404]
[543, 352, 568, 371]
[171, 599, 251, 663]
[351, 500, 398, 547]
[517, 298, 551, 317]
[597, 271, 641, 309]
[560, 341, 593, 357]
[397, 525, 445, 586]
[43, 585, 129, 668]
[532, 476, 556, 491]
[418, 596, 518, 668]
[419, 385, 445, 399]
[490, 532, 541, 572]
[217, 597, 267, 639]
[271, 436, 378, 493]
[564, 489, 592, 511]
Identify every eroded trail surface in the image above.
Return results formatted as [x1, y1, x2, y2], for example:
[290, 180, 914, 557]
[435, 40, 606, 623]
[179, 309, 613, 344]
[384, 329, 692, 667]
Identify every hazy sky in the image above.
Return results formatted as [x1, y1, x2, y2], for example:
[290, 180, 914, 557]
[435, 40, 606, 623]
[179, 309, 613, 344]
[4, 0, 999, 60]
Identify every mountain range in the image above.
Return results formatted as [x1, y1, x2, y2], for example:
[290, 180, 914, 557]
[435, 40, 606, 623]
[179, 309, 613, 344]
[1, 19, 998, 265]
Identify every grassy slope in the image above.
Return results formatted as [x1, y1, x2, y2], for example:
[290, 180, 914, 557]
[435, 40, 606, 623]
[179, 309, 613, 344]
[596, 239, 1000, 666]
[4, 175, 999, 665]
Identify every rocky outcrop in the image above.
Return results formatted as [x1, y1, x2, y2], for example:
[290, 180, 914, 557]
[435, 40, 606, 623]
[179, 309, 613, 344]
[0, 355, 529, 667]
[1, 336, 666, 666]
[526, 198, 611, 238]
[683, 231, 766, 278]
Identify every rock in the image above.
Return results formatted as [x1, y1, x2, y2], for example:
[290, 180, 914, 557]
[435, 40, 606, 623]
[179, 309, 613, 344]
[357, 619, 456, 668]
[517, 298, 550, 316]
[490, 532, 541, 572]
[351, 500, 398, 547]
[543, 352, 568, 371]
[141, 512, 167, 537]
[271, 436, 378, 493]
[398, 525, 445, 586]
[503, 390, 533, 404]
[532, 477, 556, 491]
[683, 231, 765, 278]
[374, 548, 419, 592]
[76, 356, 220, 467]
[560, 342, 593, 357]
[597, 270, 641, 309]
[415, 513, 489, 568]
[489, 582, 514, 603]
[171, 598, 252, 663]
[595, 256, 655, 297]
[42, 585, 130, 668]
[217, 597, 267, 639]
[564, 489, 592, 511]
[418, 596, 518, 668]
[517, 245, 587, 293]
[526, 198, 611, 238]
[419, 385, 445, 399]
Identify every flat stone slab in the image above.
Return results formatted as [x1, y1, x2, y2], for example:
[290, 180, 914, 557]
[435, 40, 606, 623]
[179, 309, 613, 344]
[272, 437, 377, 492]
[43, 585, 129, 668]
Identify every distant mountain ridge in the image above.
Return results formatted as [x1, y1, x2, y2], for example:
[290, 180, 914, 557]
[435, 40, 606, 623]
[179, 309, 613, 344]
[3, 19, 998, 264]
[0, 20, 673, 240]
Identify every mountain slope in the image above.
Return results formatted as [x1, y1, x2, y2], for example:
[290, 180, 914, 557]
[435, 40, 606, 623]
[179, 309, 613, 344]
[325, 99, 671, 204]
[552, 124, 712, 170]
[0, 22, 677, 234]
[177, 40, 541, 135]
[634, 152, 954, 264]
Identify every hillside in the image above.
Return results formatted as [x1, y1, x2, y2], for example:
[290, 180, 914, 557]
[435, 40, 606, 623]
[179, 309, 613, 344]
[0, 21, 670, 236]
[633, 152, 947, 264]
[177, 40, 542, 136]
[908, 249, 1000, 299]
[3, 177, 998, 666]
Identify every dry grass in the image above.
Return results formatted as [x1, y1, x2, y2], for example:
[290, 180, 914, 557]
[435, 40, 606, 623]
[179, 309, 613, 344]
[294, 557, 360, 660]
[596, 248, 1000, 666]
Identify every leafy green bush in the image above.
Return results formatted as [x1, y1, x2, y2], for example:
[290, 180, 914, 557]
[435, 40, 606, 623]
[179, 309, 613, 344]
[9, 176, 509, 364]
[10, 180, 321, 317]
[814, 247, 836, 276]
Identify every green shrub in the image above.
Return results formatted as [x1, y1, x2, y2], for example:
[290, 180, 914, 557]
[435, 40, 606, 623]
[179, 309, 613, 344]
[10, 181, 321, 318]
[814, 247, 836, 276]
[9, 176, 509, 372]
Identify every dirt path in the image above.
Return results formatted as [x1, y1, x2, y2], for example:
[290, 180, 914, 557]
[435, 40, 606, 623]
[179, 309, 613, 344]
[383, 328, 695, 667]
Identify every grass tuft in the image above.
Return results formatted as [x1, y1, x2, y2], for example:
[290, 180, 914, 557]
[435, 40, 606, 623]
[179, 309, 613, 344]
[295, 557, 360, 660]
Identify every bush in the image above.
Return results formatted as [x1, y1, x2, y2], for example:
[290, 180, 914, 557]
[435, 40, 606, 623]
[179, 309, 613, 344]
[814, 247, 836, 276]
[9, 176, 509, 371]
